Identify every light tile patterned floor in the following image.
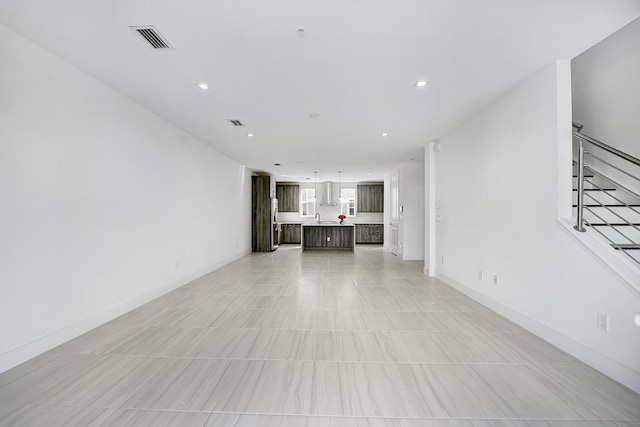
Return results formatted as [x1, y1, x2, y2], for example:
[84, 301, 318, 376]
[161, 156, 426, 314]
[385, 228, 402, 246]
[1, 246, 639, 426]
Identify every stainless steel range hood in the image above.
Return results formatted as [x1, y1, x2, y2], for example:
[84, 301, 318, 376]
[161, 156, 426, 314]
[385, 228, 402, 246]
[319, 181, 337, 206]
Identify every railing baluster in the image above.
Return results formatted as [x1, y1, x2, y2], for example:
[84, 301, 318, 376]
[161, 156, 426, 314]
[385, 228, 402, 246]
[574, 139, 586, 232]
[572, 123, 640, 265]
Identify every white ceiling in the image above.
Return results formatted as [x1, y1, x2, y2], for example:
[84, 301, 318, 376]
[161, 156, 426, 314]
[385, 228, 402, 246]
[1, 0, 639, 183]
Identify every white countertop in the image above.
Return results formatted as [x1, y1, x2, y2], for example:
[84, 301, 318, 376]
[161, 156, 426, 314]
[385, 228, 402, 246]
[301, 223, 355, 227]
[280, 221, 382, 226]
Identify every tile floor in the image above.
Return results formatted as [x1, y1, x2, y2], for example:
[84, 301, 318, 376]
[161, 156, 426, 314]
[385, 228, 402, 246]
[1, 246, 639, 426]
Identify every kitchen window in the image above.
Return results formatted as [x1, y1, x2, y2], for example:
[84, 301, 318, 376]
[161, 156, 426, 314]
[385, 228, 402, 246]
[300, 188, 316, 217]
[340, 188, 356, 217]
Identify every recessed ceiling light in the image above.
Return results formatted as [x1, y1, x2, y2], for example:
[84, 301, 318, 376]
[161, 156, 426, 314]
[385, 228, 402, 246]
[309, 113, 320, 118]
[296, 161, 303, 165]
[409, 156, 416, 160]
[367, 173, 372, 176]
[381, 132, 389, 137]
[247, 133, 254, 137]
[415, 80, 429, 88]
[198, 83, 209, 90]
[297, 27, 306, 37]
[273, 163, 281, 166]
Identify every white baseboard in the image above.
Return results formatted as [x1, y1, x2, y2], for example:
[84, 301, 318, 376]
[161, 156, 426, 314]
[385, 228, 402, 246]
[0, 249, 251, 374]
[401, 252, 424, 261]
[436, 271, 640, 394]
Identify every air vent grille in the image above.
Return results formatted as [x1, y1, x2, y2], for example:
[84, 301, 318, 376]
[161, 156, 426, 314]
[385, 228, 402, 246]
[228, 120, 244, 127]
[130, 26, 173, 50]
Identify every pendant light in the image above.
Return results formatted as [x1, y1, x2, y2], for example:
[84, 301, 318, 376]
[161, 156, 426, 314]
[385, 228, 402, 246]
[312, 171, 317, 201]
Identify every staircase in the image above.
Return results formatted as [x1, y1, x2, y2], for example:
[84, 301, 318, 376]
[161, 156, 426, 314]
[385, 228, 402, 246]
[573, 124, 640, 266]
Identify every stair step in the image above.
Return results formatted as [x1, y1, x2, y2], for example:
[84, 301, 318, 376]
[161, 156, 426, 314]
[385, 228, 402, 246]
[573, 204, 640, 207]
[611, 244, 640, 250]
[573, 175, 595, 178]
[586, 223, 640, 227]
[572, 188, 617, 192]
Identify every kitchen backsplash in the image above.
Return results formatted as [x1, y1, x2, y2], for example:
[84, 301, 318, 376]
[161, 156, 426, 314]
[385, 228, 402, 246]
[278, 208, 383, 224]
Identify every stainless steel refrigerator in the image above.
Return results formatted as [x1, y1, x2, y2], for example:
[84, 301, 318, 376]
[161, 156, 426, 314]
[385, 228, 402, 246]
[271, 197, 279, 250]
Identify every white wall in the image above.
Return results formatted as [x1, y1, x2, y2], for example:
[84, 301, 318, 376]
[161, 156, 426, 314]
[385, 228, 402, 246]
[398, 162, 425, 261]
[0, 25, 252, 372]
[433, 61, 640, 392]
[572, 17, 640, 157]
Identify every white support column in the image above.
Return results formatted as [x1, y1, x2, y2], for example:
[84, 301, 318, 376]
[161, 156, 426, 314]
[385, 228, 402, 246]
[425, 141, 438, 276]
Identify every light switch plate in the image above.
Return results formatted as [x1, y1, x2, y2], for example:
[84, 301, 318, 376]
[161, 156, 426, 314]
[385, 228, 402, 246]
[597, 312, 609, 332]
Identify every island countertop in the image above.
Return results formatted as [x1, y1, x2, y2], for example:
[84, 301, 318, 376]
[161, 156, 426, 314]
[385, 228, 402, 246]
[301, 223, 355, 227]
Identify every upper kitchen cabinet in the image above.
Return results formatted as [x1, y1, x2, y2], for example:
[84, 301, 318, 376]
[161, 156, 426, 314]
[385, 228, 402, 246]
[276, 184, 300, 212]
[357, 183, 384, 212]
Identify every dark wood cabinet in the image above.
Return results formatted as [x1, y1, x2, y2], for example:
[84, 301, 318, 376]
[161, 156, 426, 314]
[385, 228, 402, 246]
[280, 223, 301, 244]
[303, 226, 354, 251]
[325, 226, 354, 248]
[276, 184, 300, 212]
[355, 224, 368, 243]
[370, 224, 383, 244]
[357, 184, 384, 212]
[355, 224, 384, 244]
[303, 226, 325, 248]
[252, 176, 277, 252]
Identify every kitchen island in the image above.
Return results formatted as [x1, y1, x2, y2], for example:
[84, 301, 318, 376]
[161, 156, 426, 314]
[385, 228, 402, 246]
[301, 224, 355, 251]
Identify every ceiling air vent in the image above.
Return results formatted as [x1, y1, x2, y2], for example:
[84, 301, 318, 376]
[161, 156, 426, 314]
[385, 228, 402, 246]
[130, 26, 173, 50]
[228, 120, 244, 127]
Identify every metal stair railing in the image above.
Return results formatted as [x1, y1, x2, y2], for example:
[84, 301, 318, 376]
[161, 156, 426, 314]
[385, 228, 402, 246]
[573, 123, 640, 265]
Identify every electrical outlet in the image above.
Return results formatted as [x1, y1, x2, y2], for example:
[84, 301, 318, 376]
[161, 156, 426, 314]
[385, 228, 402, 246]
[493, 275, 498, 285]
[327, 236, 331, 242]
[478, 270, 483, 280]
[597, 313, 609, 332]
